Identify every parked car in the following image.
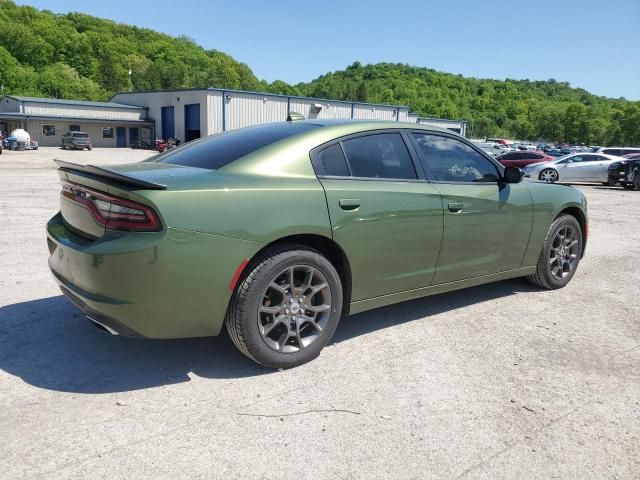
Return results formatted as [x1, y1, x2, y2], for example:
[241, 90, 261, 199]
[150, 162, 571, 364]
[61, 131, 92, 150]
[47, 120, 587, 368]
[595, 146, 640, 157]
[495, 150, 553, 168]
[474, 142, 510, 156]
[522, 152, 622, 183]
[607, 153, 640, 190]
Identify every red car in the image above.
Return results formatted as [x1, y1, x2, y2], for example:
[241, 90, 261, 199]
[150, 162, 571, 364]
[495, 151, 553, 168]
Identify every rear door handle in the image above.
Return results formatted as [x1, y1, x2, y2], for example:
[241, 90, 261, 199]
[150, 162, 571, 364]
[339, 198, 361, 211]
[448, 202, 464, 213]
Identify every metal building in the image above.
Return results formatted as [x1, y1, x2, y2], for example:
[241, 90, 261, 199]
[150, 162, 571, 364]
[0, 95, 153, 147]
[111, 88, 413, 144]
[416, 116, 467, 136]
[0, 89, 467, 148]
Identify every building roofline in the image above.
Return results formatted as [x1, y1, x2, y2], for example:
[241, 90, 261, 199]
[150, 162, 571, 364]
[110, 87, 411, 110]
[2, 95, 145, 110]
[417, 116, 468, 124]
[0, 112, 153, 124]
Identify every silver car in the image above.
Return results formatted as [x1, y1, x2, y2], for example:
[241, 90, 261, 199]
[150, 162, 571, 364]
[522, 152, 622, 184]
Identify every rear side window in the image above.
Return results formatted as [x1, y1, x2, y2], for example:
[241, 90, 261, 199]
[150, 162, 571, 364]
[341, 133, 417, 180]
[412, 133, 500, 183]
[155, 122, 320, 170]
[317, 144, 350, 176]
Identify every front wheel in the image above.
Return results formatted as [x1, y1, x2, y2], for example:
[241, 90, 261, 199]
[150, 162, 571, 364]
[527, 215, 583, 289]
[539, 168, 558, 183]
[226, 246, 343, 368]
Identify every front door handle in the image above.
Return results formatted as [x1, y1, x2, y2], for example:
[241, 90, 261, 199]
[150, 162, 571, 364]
[339, 198, 361, 211]
[448, 202, 464, 213]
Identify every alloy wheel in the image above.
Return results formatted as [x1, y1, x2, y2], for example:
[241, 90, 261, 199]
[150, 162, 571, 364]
[539, 169, 558, 183]
[549, 225, 579, 280]
[257, 265, 332, 353]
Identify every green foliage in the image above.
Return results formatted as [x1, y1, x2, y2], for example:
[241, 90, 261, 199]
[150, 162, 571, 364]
[0, 0, 261, 100]
[0, 1, 637, 145]
[297, 62, 640, 145]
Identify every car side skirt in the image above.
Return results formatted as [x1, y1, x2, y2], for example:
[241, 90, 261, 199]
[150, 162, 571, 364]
[348, 266, 537, 315]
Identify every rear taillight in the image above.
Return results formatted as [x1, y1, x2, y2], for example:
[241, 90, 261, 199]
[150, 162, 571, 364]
[61, 181, 161, 232]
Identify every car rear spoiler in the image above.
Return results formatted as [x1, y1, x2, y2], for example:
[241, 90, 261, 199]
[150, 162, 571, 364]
[54, 160, 167, 190]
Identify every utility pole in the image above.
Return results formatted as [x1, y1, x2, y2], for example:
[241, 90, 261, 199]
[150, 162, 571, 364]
[128, 69, 133, 92]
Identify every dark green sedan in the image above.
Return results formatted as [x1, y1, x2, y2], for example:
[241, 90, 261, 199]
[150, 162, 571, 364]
[47, 120, 587, 368]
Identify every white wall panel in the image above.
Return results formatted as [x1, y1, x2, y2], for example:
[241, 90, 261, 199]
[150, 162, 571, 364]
[23, 103, 144, 121]
[225, 93, 288, 131]
[288, 99, 352, 120]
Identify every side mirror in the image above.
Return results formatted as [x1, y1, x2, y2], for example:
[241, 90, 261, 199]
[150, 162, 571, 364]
[502, 166, 522, 183]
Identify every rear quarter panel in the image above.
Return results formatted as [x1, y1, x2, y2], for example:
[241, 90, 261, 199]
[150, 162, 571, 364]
[139, 172, 333, 243]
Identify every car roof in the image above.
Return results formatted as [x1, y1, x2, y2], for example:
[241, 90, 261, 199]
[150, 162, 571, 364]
[294, 118, 457, 136]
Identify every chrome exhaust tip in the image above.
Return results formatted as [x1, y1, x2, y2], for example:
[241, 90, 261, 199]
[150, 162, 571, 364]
[87, 315, 119, 335]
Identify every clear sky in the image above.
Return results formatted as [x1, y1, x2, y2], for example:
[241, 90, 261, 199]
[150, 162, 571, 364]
[16, 0, 640, 100]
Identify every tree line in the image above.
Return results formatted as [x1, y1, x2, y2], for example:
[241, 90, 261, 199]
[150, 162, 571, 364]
[0, 0, 638, 145]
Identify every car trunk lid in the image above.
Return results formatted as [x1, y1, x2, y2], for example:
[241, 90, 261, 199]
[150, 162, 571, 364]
[55, 160, 212, 239]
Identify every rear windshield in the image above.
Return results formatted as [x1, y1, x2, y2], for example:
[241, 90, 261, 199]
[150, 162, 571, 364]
[73, 133, 89, 138]
[153, 122, 320, 170]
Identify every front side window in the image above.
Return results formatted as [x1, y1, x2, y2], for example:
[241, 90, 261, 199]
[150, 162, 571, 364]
[341, 133, 417, 180]
[102, 127, 114, 139]
[69, 125, 81, 132]
[412, 133, 500, 183]
[42, 125, 55, 136]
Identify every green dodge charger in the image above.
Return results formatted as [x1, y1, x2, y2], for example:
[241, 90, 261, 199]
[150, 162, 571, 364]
[47, 119, 587, 368]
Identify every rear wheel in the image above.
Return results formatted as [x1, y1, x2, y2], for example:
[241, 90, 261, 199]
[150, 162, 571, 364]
[634, 172, 640, 191]
[527, 215, 582, 289]
[539, 169, 558, 183]
[226, 246, 343, 368]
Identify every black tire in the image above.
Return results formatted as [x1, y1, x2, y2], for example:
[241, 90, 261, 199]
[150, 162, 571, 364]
[527, 215, 583, 289]
[87, 146, 92, 151]
[61, 144, 66, 150]
[623, 183, 635, 190]
[226, 245, 343, 368]
[634, 172, 640, 191]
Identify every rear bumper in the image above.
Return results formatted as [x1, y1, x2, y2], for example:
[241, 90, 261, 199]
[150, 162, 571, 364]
[47, 212, 261, 338]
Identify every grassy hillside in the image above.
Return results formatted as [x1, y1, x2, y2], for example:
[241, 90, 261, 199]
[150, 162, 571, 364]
[0, 0, 638, 144]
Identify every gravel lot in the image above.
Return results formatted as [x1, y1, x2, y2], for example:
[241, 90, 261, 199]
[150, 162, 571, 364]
[1, 147, 639, 479]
